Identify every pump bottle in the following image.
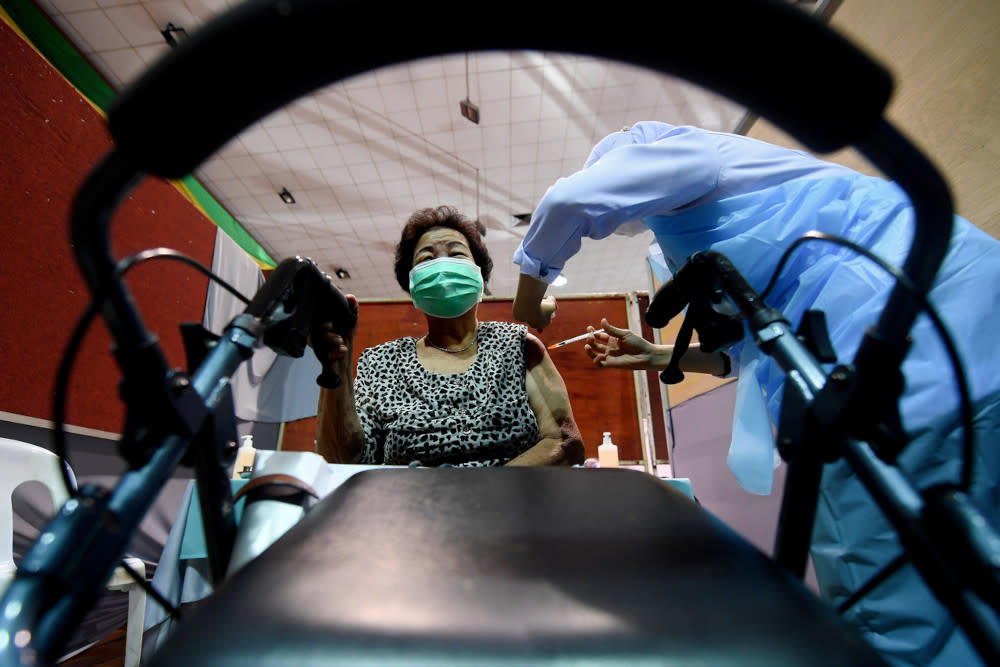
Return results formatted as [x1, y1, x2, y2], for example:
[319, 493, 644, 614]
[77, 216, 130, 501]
[598, 431, 619, 468]
[232, 434, 256, 480]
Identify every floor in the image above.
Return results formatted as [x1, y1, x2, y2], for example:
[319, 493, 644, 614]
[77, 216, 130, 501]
[60, 628, 125, 667]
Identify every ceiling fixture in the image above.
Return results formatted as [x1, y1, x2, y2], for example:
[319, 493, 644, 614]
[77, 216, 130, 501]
[334, 268, 351, 280]
[474, 167, 486, 237]
[160, 23, 188, 48]
[278, 188, 295, 204]
[459, 53, 480, 125]
[552, 275, 568, 287]
[460, 99, 479, 125]
[473, 167, 489, 295]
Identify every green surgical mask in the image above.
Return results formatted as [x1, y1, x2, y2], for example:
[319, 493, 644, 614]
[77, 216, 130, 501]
[409, 257, 484, 319]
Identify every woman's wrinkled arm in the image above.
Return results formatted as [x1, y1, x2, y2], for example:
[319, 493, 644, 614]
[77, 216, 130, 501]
[316, 379, 365, 464]
[313, 296, 366, 463]
[506, 333, 585, 466]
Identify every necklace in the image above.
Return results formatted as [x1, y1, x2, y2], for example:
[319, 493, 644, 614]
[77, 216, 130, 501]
[423, 328, 478, 353]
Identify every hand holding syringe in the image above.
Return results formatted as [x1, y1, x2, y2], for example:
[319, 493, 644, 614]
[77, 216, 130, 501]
[549, 320, 673, 371]
[559, 319, 726, 376]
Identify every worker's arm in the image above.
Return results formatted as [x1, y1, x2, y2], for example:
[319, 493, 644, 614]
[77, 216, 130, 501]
[513, 128, 721, 296]
[512, 274, 558, 332]
[585, 319, 729, 376]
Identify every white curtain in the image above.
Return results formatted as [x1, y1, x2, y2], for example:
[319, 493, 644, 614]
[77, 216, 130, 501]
[202, 228, 322, 424]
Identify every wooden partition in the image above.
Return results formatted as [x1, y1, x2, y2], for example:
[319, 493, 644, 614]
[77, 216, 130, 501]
[281, 295, 652, 462]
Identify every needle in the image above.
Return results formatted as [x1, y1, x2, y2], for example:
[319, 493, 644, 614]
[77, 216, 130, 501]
[547, 330, 604, 350]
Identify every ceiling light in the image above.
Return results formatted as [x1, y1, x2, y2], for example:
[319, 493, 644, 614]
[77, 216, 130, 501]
[278, 188, 295, 204]
[460, 98, 479, 125]
[334, 268, 351, 280]
[552, 275, 568, 287]
[460, 53, 480, 124]
[160, 23, 188, 48]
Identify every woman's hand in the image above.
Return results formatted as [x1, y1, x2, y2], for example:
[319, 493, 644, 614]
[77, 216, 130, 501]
[585, 319, 670, 371]
[310, 294, 359, 381]
[313, 294, 366, 463]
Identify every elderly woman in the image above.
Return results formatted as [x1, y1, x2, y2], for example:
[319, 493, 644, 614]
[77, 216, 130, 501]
[314, 205, 584, 467]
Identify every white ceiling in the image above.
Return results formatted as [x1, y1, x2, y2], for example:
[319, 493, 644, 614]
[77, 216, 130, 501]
[35, 0, 829, 300]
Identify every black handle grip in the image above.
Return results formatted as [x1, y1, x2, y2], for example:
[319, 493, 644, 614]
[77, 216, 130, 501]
[247, 257, 355, 333]
[645, 274, 690, 330]
[107, 0, 893, 179]
[646, 257, 700, 329]
[250, 257, 357, 388]
[309, 268, 357, 390]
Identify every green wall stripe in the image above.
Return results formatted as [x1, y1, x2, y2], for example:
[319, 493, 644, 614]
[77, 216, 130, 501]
[1, 0, 276, 268]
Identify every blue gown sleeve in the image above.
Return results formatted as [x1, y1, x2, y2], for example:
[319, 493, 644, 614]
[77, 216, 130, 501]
[513, 128, 722, 282]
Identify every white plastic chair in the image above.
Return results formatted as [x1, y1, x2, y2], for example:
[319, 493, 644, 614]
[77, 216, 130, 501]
[0, 437, 146, 666]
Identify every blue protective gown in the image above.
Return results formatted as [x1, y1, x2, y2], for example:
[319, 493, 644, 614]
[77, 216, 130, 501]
[514, 122, 1000, 666]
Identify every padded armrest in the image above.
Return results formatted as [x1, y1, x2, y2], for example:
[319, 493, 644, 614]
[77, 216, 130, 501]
[149, 468, 886, 666]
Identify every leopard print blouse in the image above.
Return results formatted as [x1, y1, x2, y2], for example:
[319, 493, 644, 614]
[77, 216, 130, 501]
[354, 321, 540, 466]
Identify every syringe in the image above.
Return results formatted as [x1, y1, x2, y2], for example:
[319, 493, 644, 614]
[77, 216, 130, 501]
[547, 329, 605, 350]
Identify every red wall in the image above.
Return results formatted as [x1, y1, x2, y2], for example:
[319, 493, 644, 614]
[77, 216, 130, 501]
[0, 22, 217, 433]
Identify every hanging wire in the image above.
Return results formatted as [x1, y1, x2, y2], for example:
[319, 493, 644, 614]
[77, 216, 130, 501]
[53, 247, 250, 496]
[838, 554, 908, 614]
[759, 231, 974, 490]
[464, 51, 470, 101]
[759, 231, 976, 615]
[51, 247, 252, 621]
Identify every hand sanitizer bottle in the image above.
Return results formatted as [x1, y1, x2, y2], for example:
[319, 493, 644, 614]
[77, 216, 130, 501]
[232, 434, 256, 480]
[598, 431, 619, 468]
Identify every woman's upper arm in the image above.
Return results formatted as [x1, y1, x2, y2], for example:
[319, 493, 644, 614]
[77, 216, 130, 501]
[523, 333, 576, 435]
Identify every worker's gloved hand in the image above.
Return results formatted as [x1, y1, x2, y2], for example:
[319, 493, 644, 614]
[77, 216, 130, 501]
[585, 318, 664, 371]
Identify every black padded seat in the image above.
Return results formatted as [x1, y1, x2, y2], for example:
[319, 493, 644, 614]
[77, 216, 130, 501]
[148, 467, 886, 666]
